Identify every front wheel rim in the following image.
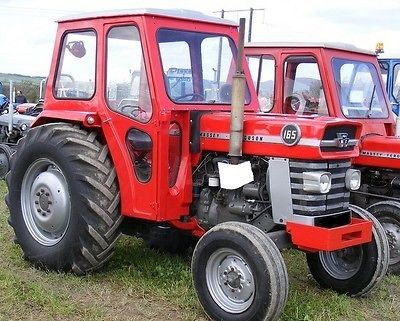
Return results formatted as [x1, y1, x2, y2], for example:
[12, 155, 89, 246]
[205, 248, 255, 314]
[319, 246, 363, 280]
[21, 158, 71, 246]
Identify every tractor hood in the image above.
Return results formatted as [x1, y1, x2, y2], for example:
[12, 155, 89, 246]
[200, 113, 362, 160]
[353, 134, 400, 170]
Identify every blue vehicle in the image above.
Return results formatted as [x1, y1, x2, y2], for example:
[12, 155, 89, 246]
[379, 58, 400, 115]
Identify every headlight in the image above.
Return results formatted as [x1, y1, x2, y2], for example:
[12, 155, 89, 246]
[303, 171, 332, 194]
[345, 169, 361, 191]
[20, 123, 28, 131]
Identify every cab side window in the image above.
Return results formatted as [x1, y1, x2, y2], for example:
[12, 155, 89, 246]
[283, 56, 328, 116]
[247, 55, 275, 112]
[106, 25, 152, 123]
[54, 30, 96, 99]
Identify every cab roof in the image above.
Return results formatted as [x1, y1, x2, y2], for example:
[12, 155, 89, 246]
[58, 8, 237, 26]
[245, 42, 375, 56]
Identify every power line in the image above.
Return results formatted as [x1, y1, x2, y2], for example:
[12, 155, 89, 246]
[213, 8, 265, 42]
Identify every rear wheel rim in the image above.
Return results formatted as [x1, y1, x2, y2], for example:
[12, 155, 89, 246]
[205, 248, 255, 314]
[21, 158, 71, 246]
[319, 246, 363, 280]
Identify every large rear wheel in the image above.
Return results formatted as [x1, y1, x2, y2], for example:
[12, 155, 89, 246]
[367, 201, 400, 274]
[6, 123, 122, 274]
[192, 222, 288, 321]
[306, 204, 389, 296]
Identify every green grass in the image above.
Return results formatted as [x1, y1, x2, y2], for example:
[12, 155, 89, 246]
[0, 180, 399, 320]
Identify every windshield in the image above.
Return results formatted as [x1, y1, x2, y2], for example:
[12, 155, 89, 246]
[332, 58, 388, 119]
[157, 29, 250, 104]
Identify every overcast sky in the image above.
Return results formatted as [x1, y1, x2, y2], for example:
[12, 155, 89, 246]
[0, 0, 399, 76]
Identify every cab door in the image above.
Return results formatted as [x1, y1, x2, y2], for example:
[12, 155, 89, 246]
[100, 23, 159, 220]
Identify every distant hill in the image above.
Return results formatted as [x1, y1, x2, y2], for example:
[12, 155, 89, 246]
[0, 73, 45, 86]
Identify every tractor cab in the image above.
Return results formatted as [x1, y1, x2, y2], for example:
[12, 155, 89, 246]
[245, 42, 395, 137]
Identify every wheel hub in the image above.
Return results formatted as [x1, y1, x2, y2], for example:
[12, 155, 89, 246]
[319, 246, 363, 280]
[206, 248, 255, 314]
[21, 159, 71, 246]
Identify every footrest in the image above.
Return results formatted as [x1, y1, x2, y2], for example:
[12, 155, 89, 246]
[286, 218, 372, 252]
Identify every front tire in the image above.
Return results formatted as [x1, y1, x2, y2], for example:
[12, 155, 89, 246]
[306, 204, 389, 296]
[6, 123, 122, 274]
[192, 222, 288, 321]
[367, 201, 400, 274]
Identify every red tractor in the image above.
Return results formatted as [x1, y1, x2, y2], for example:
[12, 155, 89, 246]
[245, 42, 400, 273]
[7, 11, 388, 321]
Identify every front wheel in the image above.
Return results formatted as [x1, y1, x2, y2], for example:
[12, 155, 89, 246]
[192, 222, 288, 321]
[306, 204, 389, 296]
[6, 123, 123, 274]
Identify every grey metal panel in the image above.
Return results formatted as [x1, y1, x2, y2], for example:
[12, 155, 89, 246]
[268, 158, 293, 224]
[291, 194, 326, 201]
[290, 161, 328, 169]
[292, 204, 326, 212]
[327, 192, 350, 200]
[320, 139, 358, 147]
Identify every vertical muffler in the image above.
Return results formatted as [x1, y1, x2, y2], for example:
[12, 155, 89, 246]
[229, 18, 246, 163]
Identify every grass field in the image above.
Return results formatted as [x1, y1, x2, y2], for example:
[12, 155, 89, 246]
[0, 180, 399, 321]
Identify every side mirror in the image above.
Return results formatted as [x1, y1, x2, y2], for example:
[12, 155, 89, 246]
[66, 41, 86, 58]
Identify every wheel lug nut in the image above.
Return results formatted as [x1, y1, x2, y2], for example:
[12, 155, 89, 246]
[231, 289, 235, 292]
[230, 267, 234, 272]
[239, 285, 243, 289]
[223, 271, 227, 275]
[46, 209, 51, 213]
[35, 201, 39, 204]
[238, 274, 242, 279]
[40, 189, 44, 193]
[48, 201, 52, 205]
[45, 192, 49, 196]
[36, 192, 40, 196]
[224, 282, 228, 285]
[37, 209, 41, 213]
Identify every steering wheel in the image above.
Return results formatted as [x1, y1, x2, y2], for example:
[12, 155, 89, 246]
[120, 104, 143, 118]
[174, 93, 204, 101]
[287, 94, 306, 113]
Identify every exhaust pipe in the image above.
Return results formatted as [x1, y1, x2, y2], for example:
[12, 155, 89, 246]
[8, 80, 13, 134]
[229, 18, 246, 164]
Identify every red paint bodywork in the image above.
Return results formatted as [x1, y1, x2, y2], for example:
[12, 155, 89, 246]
[286, 218, 372, 252]
[245, 44, 400, 170]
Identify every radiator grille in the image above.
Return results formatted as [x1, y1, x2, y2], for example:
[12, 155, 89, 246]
[290, 160, 350, 216]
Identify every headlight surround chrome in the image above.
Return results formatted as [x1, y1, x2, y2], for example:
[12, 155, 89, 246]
[303, 171, 332, 194]
[345, 168, 361, 191]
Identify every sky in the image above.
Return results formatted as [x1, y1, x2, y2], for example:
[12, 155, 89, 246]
[0, 0, 400, 76]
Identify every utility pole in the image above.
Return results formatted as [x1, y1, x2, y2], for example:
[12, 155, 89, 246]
[213, 8, 264, 42]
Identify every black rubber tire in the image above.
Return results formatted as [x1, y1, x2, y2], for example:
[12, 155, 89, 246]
[192, 222, 288, 321]
[306, 204, 389, 297]
[6, 123, 122, 274]
[367, 201, 400, 274]
[0, 143, 13, 179]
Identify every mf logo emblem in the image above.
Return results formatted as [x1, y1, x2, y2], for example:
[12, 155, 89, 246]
[336, 133, 350, 148]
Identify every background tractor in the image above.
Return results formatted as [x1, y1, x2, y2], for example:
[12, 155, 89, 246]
[246, 42, 400, 273]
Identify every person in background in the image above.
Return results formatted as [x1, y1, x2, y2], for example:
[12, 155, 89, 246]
[15, 90, 27, 104]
